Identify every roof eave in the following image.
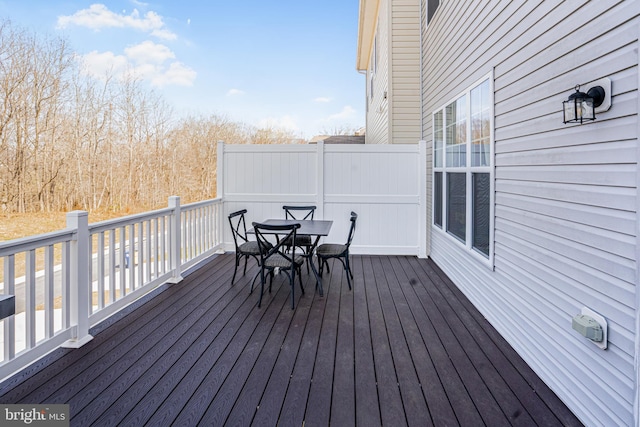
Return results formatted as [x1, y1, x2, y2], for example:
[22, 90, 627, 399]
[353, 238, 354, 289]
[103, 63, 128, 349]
[356, 0, 379, 71]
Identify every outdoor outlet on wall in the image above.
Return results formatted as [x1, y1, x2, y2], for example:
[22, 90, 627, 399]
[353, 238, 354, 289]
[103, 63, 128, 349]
[572, 307, 607, 350]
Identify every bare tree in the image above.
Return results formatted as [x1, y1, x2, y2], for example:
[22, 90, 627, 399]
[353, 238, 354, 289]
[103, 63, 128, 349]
[0, 20, 312, 215]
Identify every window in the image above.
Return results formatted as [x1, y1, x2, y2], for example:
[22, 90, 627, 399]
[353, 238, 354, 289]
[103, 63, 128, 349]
[427, 0, 440, 23]
[369, 31, 378, 101]
[433, 75, 493, 259]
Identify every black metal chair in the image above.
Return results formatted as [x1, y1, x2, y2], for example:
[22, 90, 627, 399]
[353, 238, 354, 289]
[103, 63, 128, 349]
[282, 205, 316, 270]
[228, 209, 270, 285]
[253, 222, 305, 309]
[316, 211, 358, 290]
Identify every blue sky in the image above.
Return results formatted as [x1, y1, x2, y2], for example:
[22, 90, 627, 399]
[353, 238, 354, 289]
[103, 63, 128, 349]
[0, 1, 365, 138]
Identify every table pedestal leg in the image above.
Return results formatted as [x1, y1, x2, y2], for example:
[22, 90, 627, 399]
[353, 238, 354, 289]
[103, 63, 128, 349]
[307, 235, 324, 296]
[307, 254, 323, 297]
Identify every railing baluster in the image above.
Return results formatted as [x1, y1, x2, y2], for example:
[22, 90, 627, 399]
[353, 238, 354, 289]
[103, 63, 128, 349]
[3, 255, 15, 360]
[160, 216, 167, 275]
[119, 227, 126, 292]
[109, 229, 116, 303]
[137, 221, 143, 289]
[61, 242, 70, 329]
[145, 220, 151, 283]
[25, 249, 36, 349]
[153, 218, 159, 279]
[128, 224, 135, 291]
[98, 232, 105, 310]
[44, 245, 54, 338]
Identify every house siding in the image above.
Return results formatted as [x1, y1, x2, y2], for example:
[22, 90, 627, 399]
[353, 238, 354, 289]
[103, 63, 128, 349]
[364, 0, 421, 145]
[390, 0, 421, 144]
[422, 0, 639, 426]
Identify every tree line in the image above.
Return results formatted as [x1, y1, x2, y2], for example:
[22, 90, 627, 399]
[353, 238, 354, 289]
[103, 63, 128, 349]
[0, 20, 302, 214]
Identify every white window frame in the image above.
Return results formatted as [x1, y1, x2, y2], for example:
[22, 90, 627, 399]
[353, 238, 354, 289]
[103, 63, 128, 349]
[432, 72, 495, 266]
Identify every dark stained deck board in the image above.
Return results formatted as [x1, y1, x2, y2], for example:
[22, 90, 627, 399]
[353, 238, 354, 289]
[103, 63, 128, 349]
[411, 257, 580, 426]
[108, 259, 278, 426]
[364, 256, 409, 426]
[351, 255, 383, 427]
[329, 262, 356, 426]
[303, 257, 343, 427]
[374, 256, 433, 427]
[0, 254, 583, 427]
[399, 255, 509, 426]
[401, 256, 536, 424]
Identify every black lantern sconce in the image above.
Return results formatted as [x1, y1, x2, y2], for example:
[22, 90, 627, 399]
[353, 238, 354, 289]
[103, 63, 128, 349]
[562, 78, 612, 124]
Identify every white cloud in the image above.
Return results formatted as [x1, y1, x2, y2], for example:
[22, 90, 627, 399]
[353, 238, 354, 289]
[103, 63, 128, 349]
[79, 50, 129, 79]
[227, 89, 245, 96]
[327, 105, 356, 121]
[60, 4, 195, 88]
[57, 4, 176, 40]
[79, 50, 196, 87]
[125, 41, 175, 65]
[151, 62, 197, 87]
[258, 116, 299, 132]
[314, 97, 331, 103]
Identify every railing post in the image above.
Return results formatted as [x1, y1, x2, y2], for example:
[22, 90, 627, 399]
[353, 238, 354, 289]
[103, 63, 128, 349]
[217, 141, 227, 251]
[168, 196, 183, 284]
[419, 140, 428, 258]
[62, 211, 93, 348]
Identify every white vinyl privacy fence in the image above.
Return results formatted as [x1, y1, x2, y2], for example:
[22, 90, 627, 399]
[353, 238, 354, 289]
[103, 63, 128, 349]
[219, 141, 427, 257]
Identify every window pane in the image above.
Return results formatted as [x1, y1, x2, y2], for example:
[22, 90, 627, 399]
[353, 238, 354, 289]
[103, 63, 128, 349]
[434, 172, 442, 227]
[473, 173, 490, 257]
[446, 95, 466, 167]
[434, 110, 443, 168]
[471, 79, 490, 167]
[447, 173, 466, 241]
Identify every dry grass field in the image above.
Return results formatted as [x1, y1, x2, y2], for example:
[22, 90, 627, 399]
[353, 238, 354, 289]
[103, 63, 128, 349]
[1, 210, 149, 285]
[0, 210, 147, 242]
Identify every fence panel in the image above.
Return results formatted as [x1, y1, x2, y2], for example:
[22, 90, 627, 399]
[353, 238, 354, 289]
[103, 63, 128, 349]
[220, 141, 427, 256]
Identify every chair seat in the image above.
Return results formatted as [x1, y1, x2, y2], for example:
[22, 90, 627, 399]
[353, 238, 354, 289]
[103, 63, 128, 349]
[239, 240, 270, 255]
[284, 235, 312, 247]
[264, 254, 304, 269]
[316, 243, 347, 257]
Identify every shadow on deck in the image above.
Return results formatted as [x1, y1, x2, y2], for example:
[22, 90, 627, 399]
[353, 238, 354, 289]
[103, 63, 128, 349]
[0, 254, 582, 426]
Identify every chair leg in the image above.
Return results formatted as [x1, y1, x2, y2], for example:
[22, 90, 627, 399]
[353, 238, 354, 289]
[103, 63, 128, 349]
[269, 270, 274, 293]
[305, 247, 310, 273]
[344, 255, 352, 290]
[298, 266, 304, 294]
[258, 267, 266, 308]
[231, 253, 240, 285]
[243, 254, 248, 274]
[290, 269, 296, 310]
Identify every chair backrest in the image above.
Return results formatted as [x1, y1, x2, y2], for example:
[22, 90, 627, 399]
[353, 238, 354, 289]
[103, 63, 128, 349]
[228, 209, 249, 249]
[283, 205, 316, 221]
[346, 211, 358, 247]
[252, 222, 301, 268]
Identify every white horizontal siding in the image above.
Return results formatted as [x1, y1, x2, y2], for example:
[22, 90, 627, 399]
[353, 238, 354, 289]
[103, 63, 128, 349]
[366, 0, 390, 144]
[422, 0, 639, 425]
[390, 0, 421, 145]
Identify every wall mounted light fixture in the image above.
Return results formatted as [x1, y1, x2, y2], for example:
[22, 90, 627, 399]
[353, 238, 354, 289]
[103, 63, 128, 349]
[563, 85, 602, 124]
[562, 77, 612, 124]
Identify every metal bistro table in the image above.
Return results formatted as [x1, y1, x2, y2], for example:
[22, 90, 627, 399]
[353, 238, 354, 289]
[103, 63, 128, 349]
[252, 219, 332, 297]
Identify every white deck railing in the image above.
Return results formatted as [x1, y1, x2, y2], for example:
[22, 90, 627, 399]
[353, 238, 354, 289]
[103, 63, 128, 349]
[0, 196, 223, 381]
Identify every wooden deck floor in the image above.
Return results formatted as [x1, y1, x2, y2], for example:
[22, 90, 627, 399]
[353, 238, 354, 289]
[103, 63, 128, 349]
[0, 254, 582, 426]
